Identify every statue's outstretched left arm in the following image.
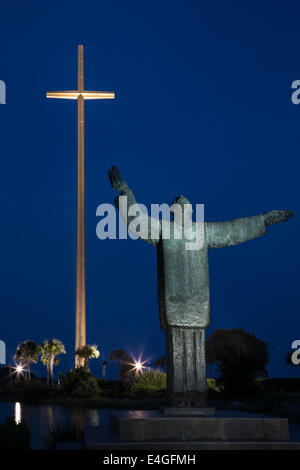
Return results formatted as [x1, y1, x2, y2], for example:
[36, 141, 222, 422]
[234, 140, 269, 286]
[263, 209, 293, 226]
[207, 209, 293, 249]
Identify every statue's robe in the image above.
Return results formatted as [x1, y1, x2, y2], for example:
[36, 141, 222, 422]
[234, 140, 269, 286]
[115, 189, 266, 402]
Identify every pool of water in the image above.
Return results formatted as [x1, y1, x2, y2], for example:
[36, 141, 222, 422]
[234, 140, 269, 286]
[1, 401, 300, 449]
[0, 401, 110, 449]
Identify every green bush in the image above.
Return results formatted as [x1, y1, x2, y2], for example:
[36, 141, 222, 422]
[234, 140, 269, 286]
[12, 379, 55, 402]
[258, 378, 300, 393]
[130, 369, 167, 397]
[206, 378, 223, 392]
[60, 367, 102, 399]
[207, 328, 269, 397]
[135, 369, 166, 388]
[97, 379, 129, 398]
[0, 417, 30, 450]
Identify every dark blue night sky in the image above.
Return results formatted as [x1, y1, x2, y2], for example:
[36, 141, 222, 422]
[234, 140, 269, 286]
[0, 1, 299, 379]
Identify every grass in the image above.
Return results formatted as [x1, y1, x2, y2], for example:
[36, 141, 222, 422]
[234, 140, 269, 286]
[43, 421, 83, 450]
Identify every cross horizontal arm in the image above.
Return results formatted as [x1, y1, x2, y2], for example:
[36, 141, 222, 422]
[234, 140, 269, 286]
[80, 91, 115, 100]
[47, 91, 115, 100]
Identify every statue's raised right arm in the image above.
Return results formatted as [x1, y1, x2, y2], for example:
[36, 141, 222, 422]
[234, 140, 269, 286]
[108, 166, 130, 194]
[206, 208, 293, 249]
[108, 166, 161, 246]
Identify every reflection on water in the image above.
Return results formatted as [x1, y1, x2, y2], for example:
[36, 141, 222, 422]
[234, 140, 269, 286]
[14, 402, 21, 424]
[45, 405, 54, 422]
[0, 401, 110, 449]
[72, 407, 100, 427]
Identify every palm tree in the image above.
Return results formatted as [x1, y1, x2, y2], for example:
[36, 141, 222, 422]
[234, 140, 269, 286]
[41, 339, 66, 385]
[119, 353, 135, 382]
[75, 344, 100, 371]
[155, 356, 166, 371]
[14, 340, 40, 381]
[108, 349, 128, 378]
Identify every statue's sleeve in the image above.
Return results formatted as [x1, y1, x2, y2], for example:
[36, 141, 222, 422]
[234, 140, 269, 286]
[206, 214, 266, 249]
[114, 188, 161, 246]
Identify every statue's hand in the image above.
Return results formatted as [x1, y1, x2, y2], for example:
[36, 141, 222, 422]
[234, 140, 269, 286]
[263, 209, 294, 226]
[108, 166, 129, 193]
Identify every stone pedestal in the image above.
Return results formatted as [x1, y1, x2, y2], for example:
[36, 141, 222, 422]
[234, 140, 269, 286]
[109, 410, 289, 442]
[162, 406, 216, 416]
[84, 409, 300, 450]
[84, 410, 300, 451]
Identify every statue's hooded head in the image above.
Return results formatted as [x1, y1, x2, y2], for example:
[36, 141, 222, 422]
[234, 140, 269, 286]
[171, 194, 191, 209]
[170, 195, 193, 227]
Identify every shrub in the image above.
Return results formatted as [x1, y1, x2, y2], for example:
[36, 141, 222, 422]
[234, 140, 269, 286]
[206, 378, 223, 392]
[60, 367, 102, 399]
[97, 379, 129, 398]
[43, 421, 83, 450]
[130, 369, 167, 397]
[0, 417, 30, 450]
[258, 378, 300, 393]
[12, 379, 55, 402]
[135, 369, 166, 389]
[206, 328, 269, 397]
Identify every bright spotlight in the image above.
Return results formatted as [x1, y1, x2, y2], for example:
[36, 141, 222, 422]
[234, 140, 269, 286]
[127, 354, 150, 374]
[132, 359, 148, 374]
[12, 364, 24, 376]
[135, 361, 142, 372]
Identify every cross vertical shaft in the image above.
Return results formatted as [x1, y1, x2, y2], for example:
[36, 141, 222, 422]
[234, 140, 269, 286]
[46, 45, 115, 367]
[75, 46, 86, 366]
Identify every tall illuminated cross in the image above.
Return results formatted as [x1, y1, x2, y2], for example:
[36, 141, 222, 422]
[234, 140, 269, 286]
[47, 45, 115, 367]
